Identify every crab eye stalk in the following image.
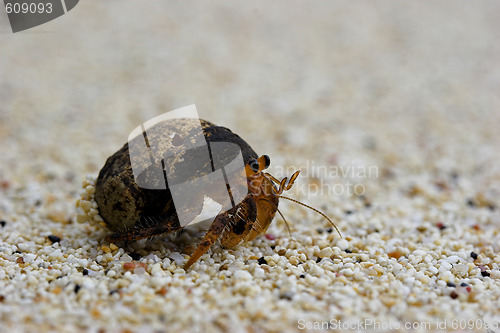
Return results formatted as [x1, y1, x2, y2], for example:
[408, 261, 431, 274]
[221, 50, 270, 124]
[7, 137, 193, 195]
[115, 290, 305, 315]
[248, 159, 260, 173]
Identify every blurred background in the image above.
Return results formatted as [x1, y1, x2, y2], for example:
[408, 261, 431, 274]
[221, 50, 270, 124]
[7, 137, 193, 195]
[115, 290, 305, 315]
[1, 0, 499, 196]
[1, 2, 500, 331]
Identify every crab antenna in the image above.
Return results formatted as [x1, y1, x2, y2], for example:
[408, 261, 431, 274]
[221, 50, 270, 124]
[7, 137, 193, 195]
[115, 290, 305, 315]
[285, 170, 300, 190]
[264, 170, 301, 195]
[276, 207, 293, 239]
[278, 196, 342, 238]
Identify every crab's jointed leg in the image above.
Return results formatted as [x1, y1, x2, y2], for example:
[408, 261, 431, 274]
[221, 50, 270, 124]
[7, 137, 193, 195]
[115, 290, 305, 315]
[184, 212, 231, 269]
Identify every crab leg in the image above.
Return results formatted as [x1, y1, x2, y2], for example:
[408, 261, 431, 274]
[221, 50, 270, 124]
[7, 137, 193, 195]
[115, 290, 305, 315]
[184, 212, 231, 269]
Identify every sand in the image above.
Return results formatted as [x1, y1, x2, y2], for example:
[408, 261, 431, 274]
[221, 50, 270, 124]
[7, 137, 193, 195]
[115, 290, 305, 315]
[1, 1, 500, 332]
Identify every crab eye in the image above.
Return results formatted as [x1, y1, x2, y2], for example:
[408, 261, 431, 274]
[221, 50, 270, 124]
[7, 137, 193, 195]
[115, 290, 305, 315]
[248, 159, 260, 173]
[262, 155, 270, 169]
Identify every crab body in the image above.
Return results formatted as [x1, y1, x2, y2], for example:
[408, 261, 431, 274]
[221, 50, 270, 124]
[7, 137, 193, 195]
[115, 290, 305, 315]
[95, 118, 286, 269]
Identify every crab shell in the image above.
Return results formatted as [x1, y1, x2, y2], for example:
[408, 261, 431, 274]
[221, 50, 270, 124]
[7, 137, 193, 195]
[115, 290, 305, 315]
[94, 118, 277, 249]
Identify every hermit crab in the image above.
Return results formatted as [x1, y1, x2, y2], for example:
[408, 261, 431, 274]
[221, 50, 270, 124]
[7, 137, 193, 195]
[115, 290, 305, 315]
[95, 117, 340, 269]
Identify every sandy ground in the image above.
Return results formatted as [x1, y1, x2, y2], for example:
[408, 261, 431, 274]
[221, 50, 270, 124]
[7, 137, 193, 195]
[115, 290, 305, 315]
[1, 1, 500, 332]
